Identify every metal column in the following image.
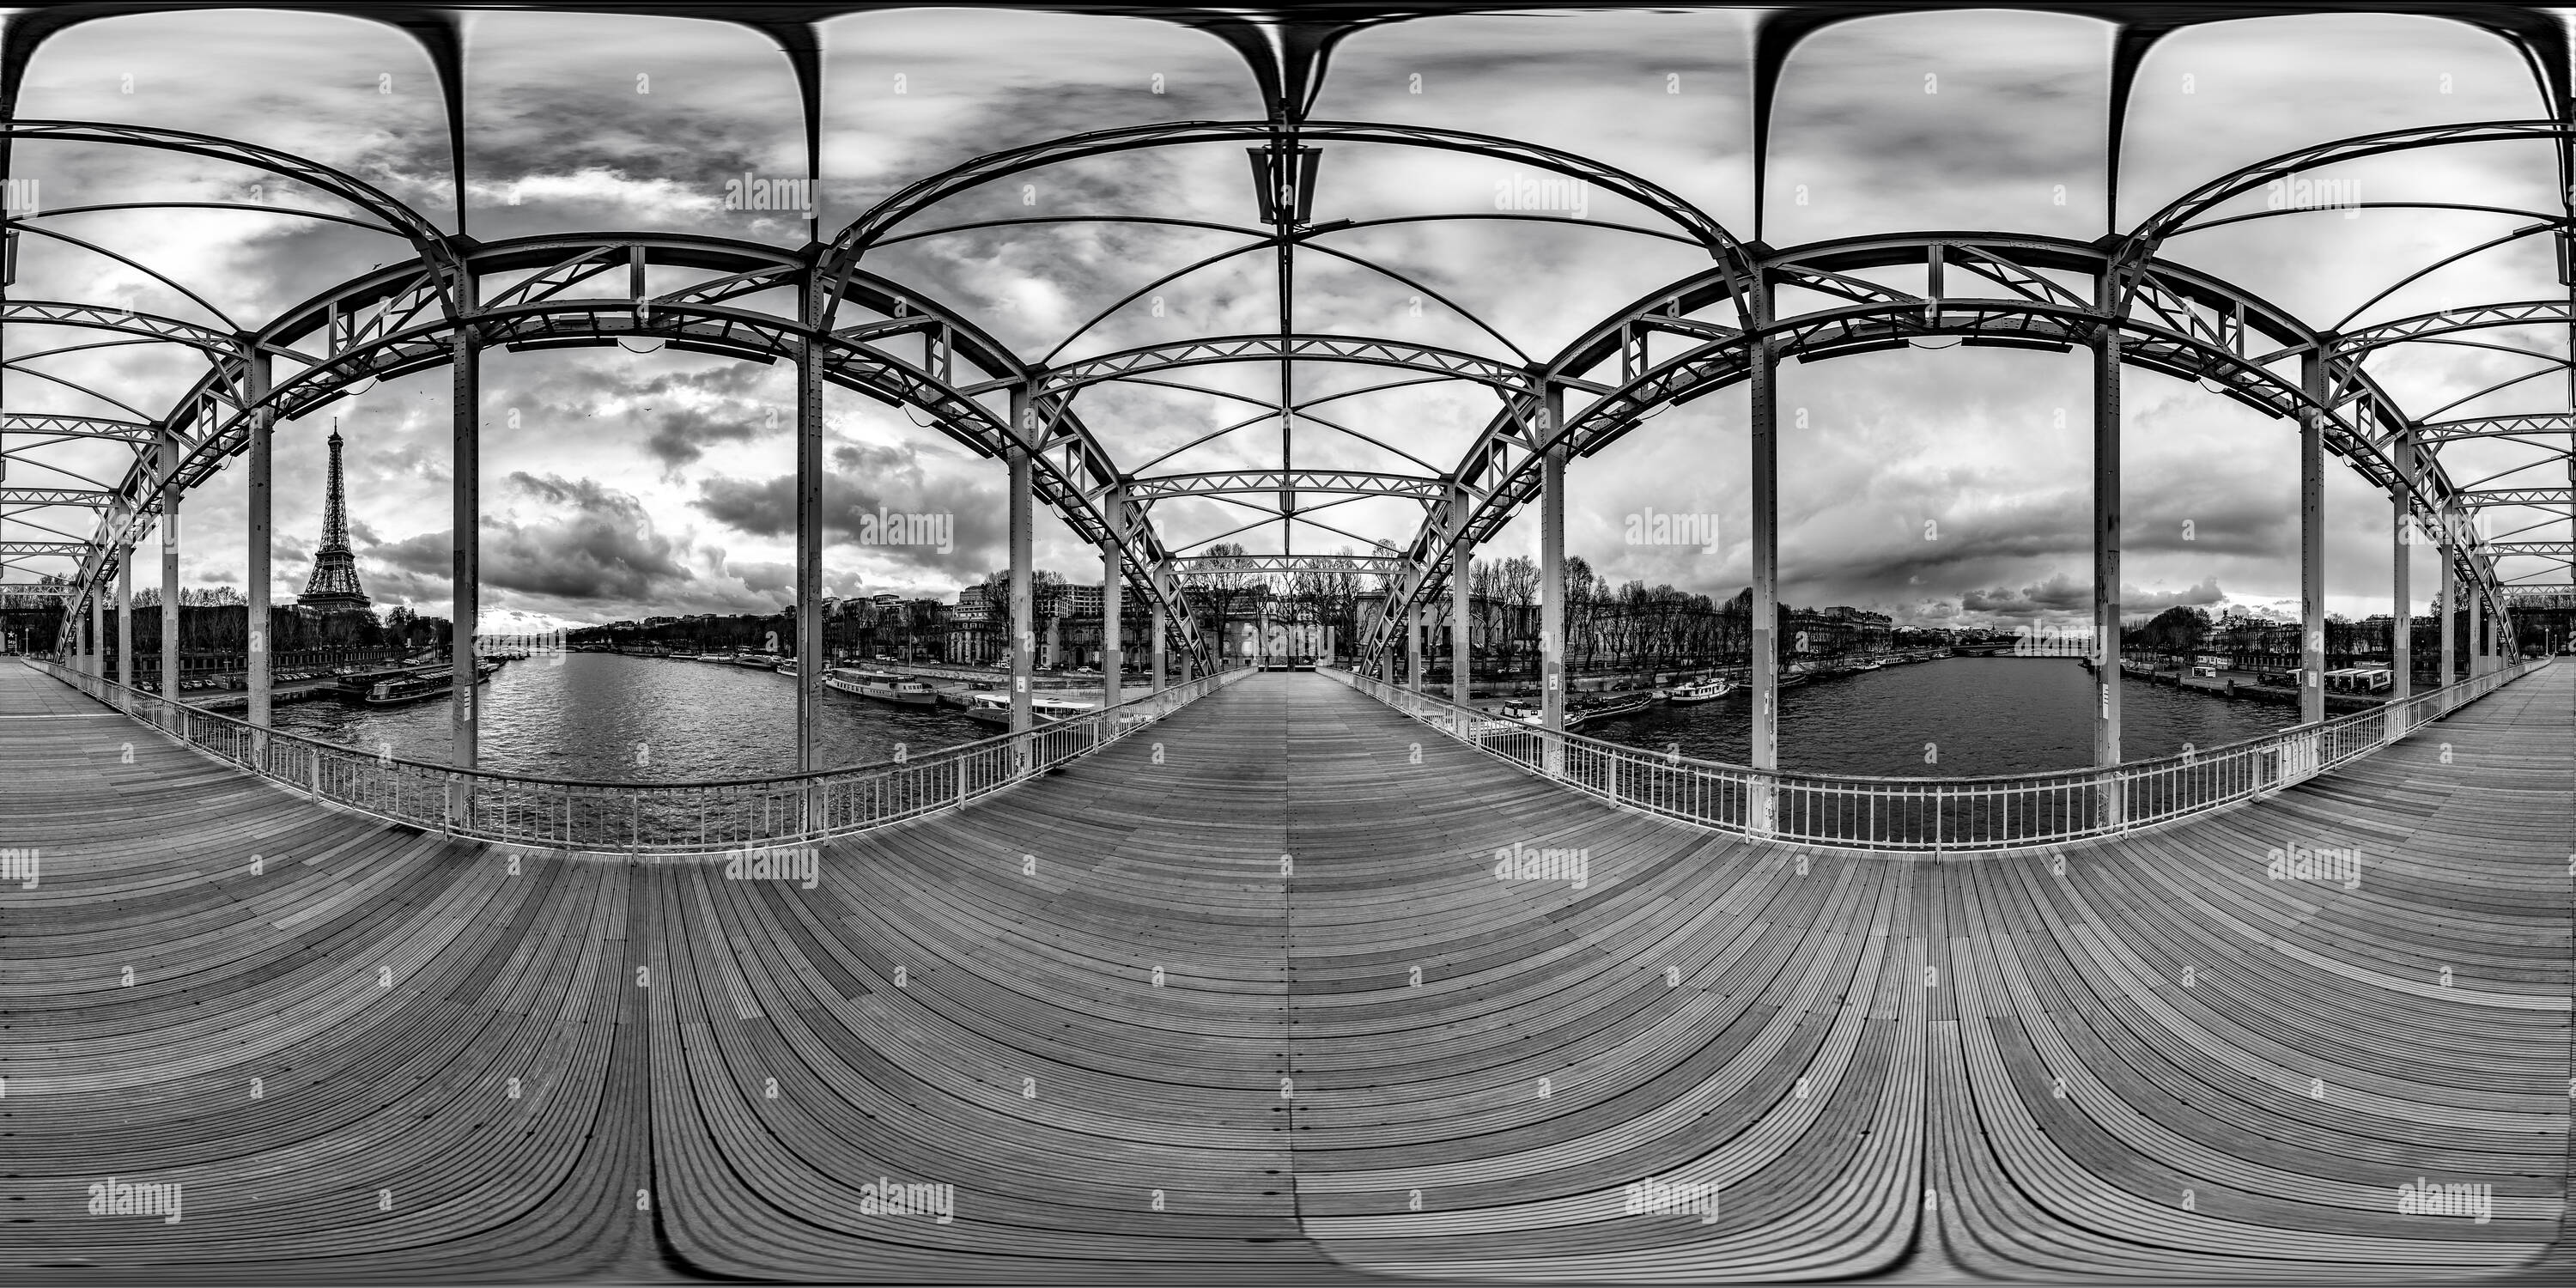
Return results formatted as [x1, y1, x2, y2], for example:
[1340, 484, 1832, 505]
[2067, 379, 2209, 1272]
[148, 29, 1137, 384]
[2390, 425, 2412, 707]
[2439, 535, 2456, 687]
[2469, 578, 2484, 677]
[1007, 386, 1035, 738]
[796, 284, 825, 773]
[115, 544, 131, 688]
[1100, 538, 1121, 708]
[1407, 598, 1423, 693]
[2298, 349, 2326, 726]
[246, 349, 272, 733]
[1748, 313, 1780, 796]
[451, 325, 479, 769]
[2091, 299, 2122, 769]
[1538, 386, 1567, 758]
[1451, 520, 1472, 703]
[160, 427, 179, 702]
[1151, 601, 1166, 691]
[87, 586, 101, 678]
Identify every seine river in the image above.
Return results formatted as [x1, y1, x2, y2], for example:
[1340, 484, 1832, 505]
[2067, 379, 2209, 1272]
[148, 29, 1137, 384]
[270, 652, 2296, 783]
[1577, 656, 2299, 777]
[272, 652, 992, 781]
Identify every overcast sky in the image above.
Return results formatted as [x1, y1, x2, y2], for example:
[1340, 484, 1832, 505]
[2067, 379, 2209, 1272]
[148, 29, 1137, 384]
[2, 7, 2565, 629]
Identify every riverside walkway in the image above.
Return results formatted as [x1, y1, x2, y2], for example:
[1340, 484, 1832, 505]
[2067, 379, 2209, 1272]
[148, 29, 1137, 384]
[0, 659, 2567, 1282]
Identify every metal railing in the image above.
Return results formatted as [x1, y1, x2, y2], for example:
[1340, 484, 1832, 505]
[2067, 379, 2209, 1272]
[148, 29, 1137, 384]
[30, 659, 1249, 854]
[1327, 659, 2549, 851]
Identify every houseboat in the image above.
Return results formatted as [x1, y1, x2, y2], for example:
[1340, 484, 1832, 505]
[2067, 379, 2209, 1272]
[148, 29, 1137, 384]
[823, 667, 939, 706]
[1662, 677, 1735, 705]
[962, 691, 1094, 727]
[347, 661, 498, 707]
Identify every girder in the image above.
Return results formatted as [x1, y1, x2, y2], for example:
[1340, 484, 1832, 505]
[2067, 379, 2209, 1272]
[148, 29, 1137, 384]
[0, 541, 89, 557]
[1127, 470, 1446, 503]
[0, 119, 465, 312]
[1362, 231, 2498, 659]
[1166, 553, 1402, 576]
[2119, 119, 2576, 270]
[36, 233, 1213, 664]
[2492, 542, 2576, 556]
[0, 412, 156, 443]
[1012, 334, 1540, 402]
[2420, 414, 2576, 443]
[0, 487, 112, 507]
[2332, 300, 2576, 356]
[0, 300, 256, 360]
[2459, 489, 2574, 507]
[819, 118, 1754, 295]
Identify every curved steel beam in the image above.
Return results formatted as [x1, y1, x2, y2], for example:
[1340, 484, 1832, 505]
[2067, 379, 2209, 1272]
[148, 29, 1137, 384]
[0, 119, 462, 310]
[820, 118, 1754, 307]
[1020, 333, 1540, 402]
[2423, 413, 2576, 443]
[2333, 300, 2576, 357]
[1362, 231, 2510, 659]
[41, 232, 1218, 663]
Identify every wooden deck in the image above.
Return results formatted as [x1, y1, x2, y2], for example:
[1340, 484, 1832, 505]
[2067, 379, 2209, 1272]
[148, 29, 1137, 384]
[0, 659, 2567, 1281]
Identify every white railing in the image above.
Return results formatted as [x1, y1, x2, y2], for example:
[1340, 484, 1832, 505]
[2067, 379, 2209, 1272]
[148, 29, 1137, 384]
[1327, 659, 2548, 851]
[30, 659, 1249, 854]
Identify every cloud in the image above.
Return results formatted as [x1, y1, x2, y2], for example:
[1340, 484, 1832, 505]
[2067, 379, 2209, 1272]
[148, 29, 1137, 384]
[364, 472, 697, 605]
[690, 440, 1005, 579]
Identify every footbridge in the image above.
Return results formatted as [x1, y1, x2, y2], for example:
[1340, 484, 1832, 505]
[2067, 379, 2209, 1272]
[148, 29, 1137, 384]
[2, 655, 2567, 1282]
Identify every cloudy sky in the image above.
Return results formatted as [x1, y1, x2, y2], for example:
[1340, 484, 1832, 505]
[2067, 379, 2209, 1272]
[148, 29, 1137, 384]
[2, 7, 2565, 629]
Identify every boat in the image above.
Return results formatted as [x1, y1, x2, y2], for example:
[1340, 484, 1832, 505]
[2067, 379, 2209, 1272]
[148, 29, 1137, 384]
[775, 660, 799, 678]
[824, 667, 939, 705]
[733, 652, 784, 668]
[961, 690, 1094, 726]
[349, 661, 498, 707]
[1572, 691, 1656, 726]
[1494, 692, 1655, 729]
[1662, 677, 1735, 705]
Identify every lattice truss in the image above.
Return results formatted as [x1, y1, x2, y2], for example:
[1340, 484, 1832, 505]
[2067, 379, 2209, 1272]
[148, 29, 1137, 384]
[2, 4, 2570, 663]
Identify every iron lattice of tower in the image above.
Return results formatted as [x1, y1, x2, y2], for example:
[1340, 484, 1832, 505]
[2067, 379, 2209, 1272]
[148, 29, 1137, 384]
[297, 426, 373, 612]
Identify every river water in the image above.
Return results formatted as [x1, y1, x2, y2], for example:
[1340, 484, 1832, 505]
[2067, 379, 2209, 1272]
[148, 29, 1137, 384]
[270, 652, 2296, 783]
[271, 652, 992, 781]
[1577, 656, 2299, 777]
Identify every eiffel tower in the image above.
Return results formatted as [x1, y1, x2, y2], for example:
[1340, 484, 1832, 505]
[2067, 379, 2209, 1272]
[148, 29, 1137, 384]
[297, 422, 373, 612]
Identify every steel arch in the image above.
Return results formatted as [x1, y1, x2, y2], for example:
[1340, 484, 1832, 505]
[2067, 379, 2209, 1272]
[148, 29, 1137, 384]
[1359, 231, 2518, 658]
